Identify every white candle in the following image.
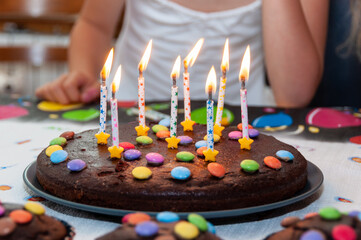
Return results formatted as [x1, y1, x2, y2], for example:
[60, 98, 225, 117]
[170, 56, 181, 137]
[239, 45, 251, 139]
[206, 66, 217, 150]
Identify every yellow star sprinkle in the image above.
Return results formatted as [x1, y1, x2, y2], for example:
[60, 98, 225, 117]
[135, 125, 150, 136]
[181, 118, 196, 132]
[203, 148, 219, 162]
[108, 146, 124, 159]
[238, 137, 254, 150]
[213, 124, 225, 136]
[165, 136, 181, 149]
[95, 132, 110, 145]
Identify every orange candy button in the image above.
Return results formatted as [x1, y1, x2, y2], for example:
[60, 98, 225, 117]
[237, 123, 253, 131]
[207, 162, 226, 178]
[196, 147, 207, 157]
[128, 212, 151, 225]
[9, 210, 32, 224]
[264, 156, 282, 170]
[156, 130, 170, 139]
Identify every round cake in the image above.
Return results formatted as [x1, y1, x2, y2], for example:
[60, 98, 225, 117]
[36, 122, 307, 212]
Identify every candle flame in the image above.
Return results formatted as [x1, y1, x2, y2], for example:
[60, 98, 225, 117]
[221, 38, 229, 72]
[171, 55, 181, 79]
[112, 65, 122, 93]
[239, 45, 251, 82]
[101, 48, 114, 79]
[138, 40, 153, 72]
[205, 66, 217, 95]
[184, 38, 204, 68]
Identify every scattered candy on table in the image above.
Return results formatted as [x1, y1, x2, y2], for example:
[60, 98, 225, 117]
[176, 151, 195, 162]
[264, 156, 282, 170]
[240, 159, 259, 173]
[67, 159, 87, 172]
[50, 150, 68, 164]
[124, 149, 142, 161]
[45, 145, 63, 157]
[145, 153, 164, 166]
[171, 166, 191, 180]
[276, 150, 294, 162]
[136, 136, 153, 145]
[132, 167, 152, 180]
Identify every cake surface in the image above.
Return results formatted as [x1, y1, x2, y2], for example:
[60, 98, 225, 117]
[36, 122, 307, 212]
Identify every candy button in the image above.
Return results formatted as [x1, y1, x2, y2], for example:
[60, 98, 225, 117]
[196, 146, 207, 157]
[50, 150, 68, 164]
[67, 159, 87, 172]
[60, 131, 74, 140]
[171, 166, 191, 180]
[276, 150, 294, 162]
[348, 211, 359, 217]
[0, 205, 5, 216]
[119, 142, 135, 150]
[146, 153, 164, 166]
[319, 207, 341, 220]
[152, 125, 169, 133]
[156, 130, 170, 139]
[49, 137, 67, 146]
[0, 217, 16, 236]
[124, 149, 142, 161]
[332, 225, 356, 240]
[240, 160, 259, 173]
[281, 216, 300, 227]
[237, 123, 253, 131]
[159, 118, 170, 127]
[128, 212, 151, 225]
[135, 221, 159, 237]
[264, 156, 282, 170]
[156, 212, 180, 223]
[207, 222, 216, 234]
[300, 230, 326, 240]
[9, 210, 32, 224]
[195, 140, 207, 149]
[249, 129, 260, 138]
[177, 136, 193, 145]
[45, 145, 63, 157]
[122, 213, 134, 224]
[136, 136, 153, 145]
[174, 221, 199, 239]
[176, 152, 195, 162]
[188, 213, 208, 232]
[207, 162, 226, 178]
[132, 167, 152, 180]
[24, 202, 45, 215]
[228, 131, 242, 140]
[304, 212, 318, 219]
[204, 134, 220, 143]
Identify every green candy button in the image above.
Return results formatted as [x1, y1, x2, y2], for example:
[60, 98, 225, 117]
[188, 213, 208, 232]
[152, 124, 169, 133]
[240, 159, 259, 173]
[176, 151, 195, 162]
[49, 137, 67, 146]
[136, 136, 153, 145]
[319, 207, 341, 220]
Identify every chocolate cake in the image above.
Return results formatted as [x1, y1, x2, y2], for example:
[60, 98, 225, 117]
[36, 122, 307, 212]
[265, 207, 361, 239]
[0, 201, 73, 240]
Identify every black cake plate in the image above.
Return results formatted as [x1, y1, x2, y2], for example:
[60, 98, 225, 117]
[23, 160, 323, 219]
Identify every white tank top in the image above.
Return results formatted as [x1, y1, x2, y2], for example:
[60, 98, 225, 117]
[113, 0, 267, 106]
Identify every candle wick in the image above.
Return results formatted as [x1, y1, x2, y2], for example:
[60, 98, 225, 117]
[139, 70, 143, 78]
[184, 66, 188, 74]
[172, 77, 176, 87]
[208, 92, 212, 101]
[241, 79, 246, 90]
[222, 70, 227, 79]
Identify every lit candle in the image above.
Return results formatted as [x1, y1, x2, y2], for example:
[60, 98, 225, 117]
[214, 39, 229, 136]
[108, 65, 124, 159]
[238, 45, 254, 150]
[95, 48, 114, 145]
[135, 40, 152, 136]
[181, 38, 204, 132]
[166, 56, 182, 149]
[203, 67, 219, 162]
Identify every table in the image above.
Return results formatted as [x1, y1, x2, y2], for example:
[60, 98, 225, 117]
[1, 96, 361, 240]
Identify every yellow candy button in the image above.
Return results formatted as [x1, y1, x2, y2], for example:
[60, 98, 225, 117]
[45, 145, 63, 157]
[203, 134, 221, 143]
[174, 221, 199, 239]
[24, 202, 45, 215]
[132, 167, 152, 180]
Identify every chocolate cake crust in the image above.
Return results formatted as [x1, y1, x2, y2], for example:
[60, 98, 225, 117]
[36, 122, 307, 212]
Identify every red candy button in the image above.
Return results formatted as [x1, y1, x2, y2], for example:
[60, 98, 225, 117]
[207, 162, 226, 178]
[122, 213, 134, 224]
[264, 156, 282, 170]
[9, 210, 32, 224]
[332, 225, 356, 240]
[128, 212, 151, 225]
[156, 130, 170, 139]
[237, 123, 253, 131]
[119, 142, 135, 150]
[196, 147, 207, 157]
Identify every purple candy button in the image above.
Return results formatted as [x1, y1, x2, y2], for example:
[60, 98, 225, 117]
[0, 205, 5, 216]
[67, 159, 86, 172]
[177, 136, 193, 145]
[228, 131, 242, 140]
[145, 153, 164, 166]
[135, 221, 159, 237]
[249, 129, 260, 138]
[124, 149, 142, 161]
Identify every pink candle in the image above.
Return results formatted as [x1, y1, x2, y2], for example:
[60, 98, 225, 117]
[111, 65, 122, 146]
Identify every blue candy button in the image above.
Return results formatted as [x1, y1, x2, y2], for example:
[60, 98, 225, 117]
[300, 230, 326, 240]
[50, 150, 68, 164]
[276, 150, 294, 162]
[124, 149, 142, 161]
[156, 211, 180, 223]
[67, 159, 86, 171]
[195, 140, 207, 149]
[171, 166, 191, 180]
[159, 118, 170, 127]
[207, 222, 216, 234]
[135, 221, 159, 237]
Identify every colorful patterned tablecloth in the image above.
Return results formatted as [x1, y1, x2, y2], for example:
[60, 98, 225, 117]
[1, 97, 361, 239]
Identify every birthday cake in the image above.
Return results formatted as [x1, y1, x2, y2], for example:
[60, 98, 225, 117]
[0, 201, 73, 240]
[265, 207, 361, 239]
[36, 122, 307, 212]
